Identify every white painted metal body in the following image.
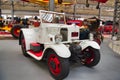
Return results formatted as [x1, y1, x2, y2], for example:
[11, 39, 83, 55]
[80, 40, 100, 50]
[21, 23, 79, 60]
[21, 10, 80, 60]
[20, 10, 100, 60]
[27, 44, 71, 60]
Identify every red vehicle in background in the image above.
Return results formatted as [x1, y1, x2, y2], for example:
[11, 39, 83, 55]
[99, 21, 118, 34]
[67, 20, 83, 27]
[103, 21, 113, 33]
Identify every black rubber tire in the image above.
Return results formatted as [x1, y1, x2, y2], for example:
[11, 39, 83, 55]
[20, 33, 29, 57]
[82, 47, 100, 67]
[47, 51, 70, 80]
[11, 25, 23, 39]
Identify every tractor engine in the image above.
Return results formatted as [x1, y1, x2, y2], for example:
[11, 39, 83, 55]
[69, 43, 82, 62]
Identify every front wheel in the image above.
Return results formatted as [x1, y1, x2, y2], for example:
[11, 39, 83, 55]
[81, 47, 100, 67]
[47, 51, 70, 80]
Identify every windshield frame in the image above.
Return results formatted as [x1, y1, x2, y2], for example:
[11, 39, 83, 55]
[39, 10, 66, 24]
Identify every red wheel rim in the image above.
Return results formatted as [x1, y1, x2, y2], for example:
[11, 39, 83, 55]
[13, 27, 20, 37]
[83, 48, 95, 64]
[48, 54, 61, 76]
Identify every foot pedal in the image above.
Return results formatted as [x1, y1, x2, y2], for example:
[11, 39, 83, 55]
[30, 43, 41, 52]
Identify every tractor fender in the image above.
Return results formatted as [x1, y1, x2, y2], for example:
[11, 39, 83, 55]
[19, 28, 38, 50]
[44, 44, 71, 58]
[80, 40, 100, 50]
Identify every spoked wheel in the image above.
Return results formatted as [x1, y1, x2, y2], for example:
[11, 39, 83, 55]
[11, 25, 22, 39]
[81, 47, 100, 67]
[47, 51, 69, 80]
[20, 33, 29, 57]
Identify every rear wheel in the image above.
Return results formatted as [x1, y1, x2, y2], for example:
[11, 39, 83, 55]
[81, 47, 100, 67]
[11, 25, 22, 39]
[47, 51, 69, 80]
[20, 33, 29, 57]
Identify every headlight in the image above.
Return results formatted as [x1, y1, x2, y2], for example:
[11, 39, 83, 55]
[89, 33, 94, 41]
[55, 34, 63, 43]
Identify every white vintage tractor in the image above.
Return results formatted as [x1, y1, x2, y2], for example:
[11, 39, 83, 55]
[19, 10, 100, 80]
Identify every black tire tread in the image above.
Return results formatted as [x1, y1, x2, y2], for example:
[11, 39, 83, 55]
[84, 48, 100, 67]
[47, 50, 70, 80]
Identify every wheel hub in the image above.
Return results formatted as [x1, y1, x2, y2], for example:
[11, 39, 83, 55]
[13, 28, 20, 37]
[50, 61, 56, 69]
[85, 53, 92, 58]
[48, 54, 61, 75]
[81, 48, 95, 64]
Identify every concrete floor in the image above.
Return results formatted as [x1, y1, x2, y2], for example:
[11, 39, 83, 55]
[0, 39, 120, 80]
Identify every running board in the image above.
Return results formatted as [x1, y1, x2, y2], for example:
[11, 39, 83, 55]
[27, 50, 43, 60]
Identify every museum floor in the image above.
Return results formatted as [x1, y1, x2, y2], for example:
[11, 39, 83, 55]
[0, 39, 120, 80]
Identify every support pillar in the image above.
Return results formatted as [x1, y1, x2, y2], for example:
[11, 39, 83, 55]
[0, 0, 2, 17]
[98, 7, 101, 19]
[73, 4, 76, 20]
[11, 0, 14, 22]
[49, 0, 55, 11]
